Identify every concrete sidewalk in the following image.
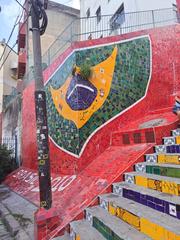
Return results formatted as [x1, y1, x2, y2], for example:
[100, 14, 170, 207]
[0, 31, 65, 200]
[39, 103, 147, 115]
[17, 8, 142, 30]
[0, 184, 38, 240]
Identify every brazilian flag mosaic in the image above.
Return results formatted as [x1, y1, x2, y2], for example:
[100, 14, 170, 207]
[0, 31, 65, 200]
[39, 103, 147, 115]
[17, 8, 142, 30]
[45, 36, 151, 156]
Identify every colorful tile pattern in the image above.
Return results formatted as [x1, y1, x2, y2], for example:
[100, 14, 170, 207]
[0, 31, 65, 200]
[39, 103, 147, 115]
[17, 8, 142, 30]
[155, 144, 180, 154]
[45, 37, 150, 155]
[113, 185, 180, 219]
[163, 137, 176, 145]
[134, 175, 180, 196]
[145, 154, 157, 163]
[158, 154, 180, 164]
[99, 197, 180, 240]
[93, 216, 123, 240]
[172, 129, 180, 136]
[146, 165, 180, 178]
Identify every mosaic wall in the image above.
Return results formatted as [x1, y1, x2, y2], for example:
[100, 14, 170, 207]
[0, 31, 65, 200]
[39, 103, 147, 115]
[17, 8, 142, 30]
[45, 37, 151, 155]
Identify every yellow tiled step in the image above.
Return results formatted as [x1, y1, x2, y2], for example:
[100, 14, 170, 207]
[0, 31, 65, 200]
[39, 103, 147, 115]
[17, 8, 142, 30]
[99, 193, 180, 240]
[158, 154, 180, 164]
[146, 153, 180, 164]
[125, 172, 180, 196]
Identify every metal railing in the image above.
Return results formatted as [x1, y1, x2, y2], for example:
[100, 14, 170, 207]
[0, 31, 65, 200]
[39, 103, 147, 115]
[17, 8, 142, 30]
[1, 136, 18, 164]
[3, 87, 19, 110]
[17, 7, 179, 88]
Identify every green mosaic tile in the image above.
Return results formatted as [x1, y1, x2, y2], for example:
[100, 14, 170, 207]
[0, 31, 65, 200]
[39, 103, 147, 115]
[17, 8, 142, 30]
[165, 168, 180, 178]
[93, 217, 123, 240]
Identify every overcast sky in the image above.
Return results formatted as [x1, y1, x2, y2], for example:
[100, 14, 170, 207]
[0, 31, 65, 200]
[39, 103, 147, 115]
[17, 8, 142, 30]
[0, 0, 80, 48]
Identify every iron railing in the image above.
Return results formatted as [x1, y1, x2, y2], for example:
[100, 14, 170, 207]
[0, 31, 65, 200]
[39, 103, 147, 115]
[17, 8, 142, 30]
[41, 7, 179, 69]
[3, 87, 19, 110]
[1, 136, 18, 165]
[5, 7, 179, 103]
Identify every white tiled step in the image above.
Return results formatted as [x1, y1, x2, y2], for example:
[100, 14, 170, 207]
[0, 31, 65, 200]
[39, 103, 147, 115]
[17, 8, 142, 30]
[163, 136, 176, 145]
[145, 153, 157, 163]
[100, 193, 180, 236]
[70, 220, 105, 240]
[155, 144, 167, 153]
[172, 129, 180, 136]
[86, 206, 151, 240]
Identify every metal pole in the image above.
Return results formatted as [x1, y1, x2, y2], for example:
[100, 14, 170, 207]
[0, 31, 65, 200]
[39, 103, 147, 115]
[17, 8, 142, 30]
[30, 0, 52, 209]
[152, 10, 155, 28]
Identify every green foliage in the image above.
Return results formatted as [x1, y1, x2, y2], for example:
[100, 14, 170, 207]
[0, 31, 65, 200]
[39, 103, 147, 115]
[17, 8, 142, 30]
[0, 145, 17, 183]
[80, 63, 92, 80]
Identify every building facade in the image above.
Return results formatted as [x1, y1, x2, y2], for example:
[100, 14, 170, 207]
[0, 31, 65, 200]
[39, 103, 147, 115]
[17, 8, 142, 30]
[0, 41, 18, 113]
[80, 0, 178, 39]
[26, 1, 80, 84]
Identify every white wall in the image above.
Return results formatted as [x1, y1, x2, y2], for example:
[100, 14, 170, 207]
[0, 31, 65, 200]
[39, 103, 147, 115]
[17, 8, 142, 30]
[80, 0, 177, 39]
[80, 0, 176, 17]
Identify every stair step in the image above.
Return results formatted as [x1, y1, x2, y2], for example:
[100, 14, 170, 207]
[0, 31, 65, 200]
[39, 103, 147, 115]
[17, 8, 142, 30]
[135, 162, 180, 178]
[99, 193, 180, 239]
[53, 234, 70, 240]
[112, 181, 180, 219]
[172, 129, 180, 136]
[86, 206, 151, 240]
[145, 153, 180, 164]
[155, 144, 180, 154]
[70, 220, 105, 240]
[163, 136, 180, 145]
[124, 172, 180, 196]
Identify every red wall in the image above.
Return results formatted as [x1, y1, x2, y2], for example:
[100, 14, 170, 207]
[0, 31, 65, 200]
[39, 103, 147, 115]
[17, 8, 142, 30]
[21, 25, 180, 174]
[177, 0, 180, 10]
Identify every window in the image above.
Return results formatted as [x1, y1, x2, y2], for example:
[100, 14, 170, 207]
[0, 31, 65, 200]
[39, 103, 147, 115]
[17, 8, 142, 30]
[86, 8, 90, 18]
[96, 6, 101, 23]
[110, 4, 125, 30]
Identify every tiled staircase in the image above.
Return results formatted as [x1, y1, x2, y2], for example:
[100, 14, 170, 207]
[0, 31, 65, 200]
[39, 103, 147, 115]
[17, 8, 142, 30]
[55, 128, 180, 240]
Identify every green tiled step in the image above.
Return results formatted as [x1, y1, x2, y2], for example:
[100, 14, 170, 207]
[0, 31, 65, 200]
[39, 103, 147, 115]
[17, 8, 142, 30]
[135, 163, 180, 178]
[125, 172, 180, 196]
[112, 181, 180, 219]
[86, 205, 151, 240]
[99, 193, 180, 239]
[70, 220, 105, 240]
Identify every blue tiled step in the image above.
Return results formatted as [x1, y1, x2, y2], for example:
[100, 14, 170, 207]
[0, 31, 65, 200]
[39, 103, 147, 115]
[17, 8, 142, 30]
[135, 163, 180, 178]
[99, 193, 180, 237]
[112, 181, 180, 219]
[155, 144, 180, 154]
